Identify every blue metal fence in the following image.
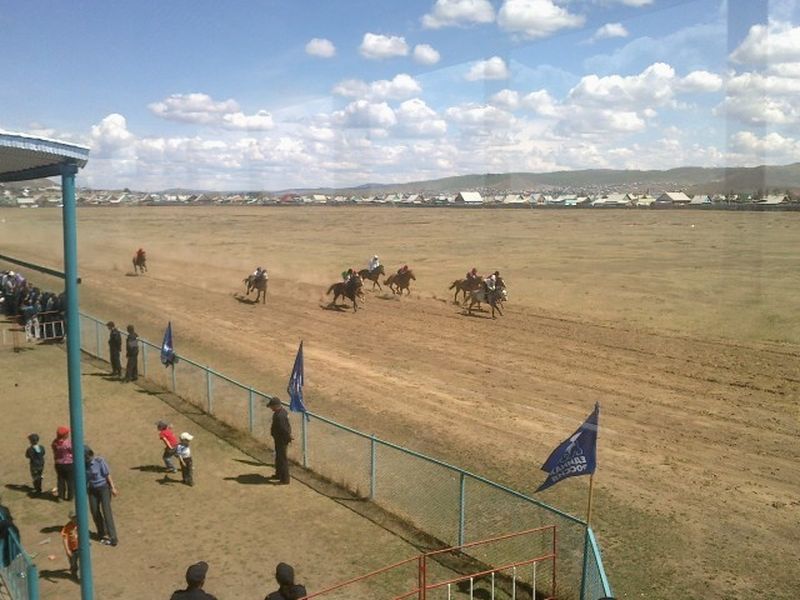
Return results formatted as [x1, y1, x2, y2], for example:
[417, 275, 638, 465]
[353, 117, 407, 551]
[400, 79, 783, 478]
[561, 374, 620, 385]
[79, 311, 613, 599]
[0, 529, 39, 600]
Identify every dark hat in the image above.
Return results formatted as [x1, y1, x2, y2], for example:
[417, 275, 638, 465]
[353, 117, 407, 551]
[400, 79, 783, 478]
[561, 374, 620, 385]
[156, 420, 168, 430]
[267, 397, 282, 408]
[28, 433, 39, 444]
[275, 562, 295, 586]
[106, 321, 115, 327]
[186, 561, 209, 585]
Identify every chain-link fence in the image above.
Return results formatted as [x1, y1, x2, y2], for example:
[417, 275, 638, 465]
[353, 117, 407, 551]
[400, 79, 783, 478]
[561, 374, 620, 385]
[79, 312, 613, 599]
[0, 529, 39, 600]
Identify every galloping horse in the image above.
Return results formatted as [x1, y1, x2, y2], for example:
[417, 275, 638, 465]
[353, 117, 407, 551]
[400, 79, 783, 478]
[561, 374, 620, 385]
[466, 287, 507, 319]
[327, 276, 364, 312]
[132, 252, 147, 274]
[243, 273, 268, 304]
[449, 276, 482, 303]
[384, 269, 416, 295]
[357, 265, 385, 291]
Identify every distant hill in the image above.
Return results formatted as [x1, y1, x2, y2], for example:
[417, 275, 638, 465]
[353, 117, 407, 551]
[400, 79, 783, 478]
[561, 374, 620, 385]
[0, 177, 58, 191]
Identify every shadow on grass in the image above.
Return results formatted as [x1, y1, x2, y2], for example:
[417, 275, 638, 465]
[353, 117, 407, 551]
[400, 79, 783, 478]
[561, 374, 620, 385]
[130, 465, 165, 473]
[4, 483, 61, 502]
[40, 525, 63, 534]
[233, 458, 266, 467]
[39, 569, 79, 583]
[319, 303, 348, 312]
[223, 473, 273, 485]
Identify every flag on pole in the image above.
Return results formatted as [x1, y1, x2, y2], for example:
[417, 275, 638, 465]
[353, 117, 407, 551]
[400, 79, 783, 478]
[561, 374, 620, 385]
[536, 403, 599, 493]
[287, 341, 306, 414]
[160, 321, 176, 367]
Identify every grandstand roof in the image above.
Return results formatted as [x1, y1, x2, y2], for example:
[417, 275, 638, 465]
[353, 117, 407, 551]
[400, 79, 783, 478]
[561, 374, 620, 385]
[0, 131, 89, 182]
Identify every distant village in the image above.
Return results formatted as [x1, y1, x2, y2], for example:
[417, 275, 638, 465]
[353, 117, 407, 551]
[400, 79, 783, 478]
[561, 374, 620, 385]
[1, 184, 798, 209]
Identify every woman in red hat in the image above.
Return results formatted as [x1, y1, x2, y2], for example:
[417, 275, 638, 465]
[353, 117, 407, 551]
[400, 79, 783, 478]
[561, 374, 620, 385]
[51, 426, 74, 501]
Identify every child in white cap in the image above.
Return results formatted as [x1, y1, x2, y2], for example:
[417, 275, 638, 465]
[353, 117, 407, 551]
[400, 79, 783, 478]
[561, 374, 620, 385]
[175, 432, 194, 486]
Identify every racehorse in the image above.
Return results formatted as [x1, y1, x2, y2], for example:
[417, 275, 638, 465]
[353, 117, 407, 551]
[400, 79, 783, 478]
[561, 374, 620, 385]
[243, 273, 268, 304]
[132, 253, 147, 274]
[449, 276, 482, 303]
[327, 276, 364, 312]
[384, 269, 416, 295]
[466, 287, 507, 319]
[357, 265, 385, 291]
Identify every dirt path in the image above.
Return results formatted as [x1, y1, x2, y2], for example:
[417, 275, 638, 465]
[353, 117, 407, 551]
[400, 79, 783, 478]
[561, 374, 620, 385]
[1, 206, 799, 598]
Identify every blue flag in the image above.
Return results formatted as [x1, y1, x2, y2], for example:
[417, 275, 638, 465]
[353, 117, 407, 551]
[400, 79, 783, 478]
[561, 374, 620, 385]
[287, 341, 306, 414]
[160, 321, 176, 367]
[536, 403, 599, 493]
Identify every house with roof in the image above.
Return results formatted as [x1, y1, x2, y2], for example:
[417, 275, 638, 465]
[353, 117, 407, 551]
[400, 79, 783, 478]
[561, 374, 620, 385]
[656, 192, 691, 206]
[454, 191, 483, 205]
[501, 193, 527, 205]
[591, 193, 630, 208]
[757, 194, 791, 205]
[689, 195, 712, 205]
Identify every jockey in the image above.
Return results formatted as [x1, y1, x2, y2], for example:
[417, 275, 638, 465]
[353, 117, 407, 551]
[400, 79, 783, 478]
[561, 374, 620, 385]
[342, 268, 355, 281]
[252, 266, 267, 281]
[397, 264, 409, 275]
[368, 255, 381, 273]
[484, 272, 497, 293]
[136, 248, 146, 260]
[465, 267, 478, 281]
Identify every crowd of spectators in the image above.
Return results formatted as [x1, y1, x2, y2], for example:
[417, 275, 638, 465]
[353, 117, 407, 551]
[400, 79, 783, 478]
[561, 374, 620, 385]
[1, 269, 65, 339]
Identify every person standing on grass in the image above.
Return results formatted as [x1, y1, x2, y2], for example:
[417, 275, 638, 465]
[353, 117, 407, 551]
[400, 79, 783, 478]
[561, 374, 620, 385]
[84, 446, 119, 546]
[51, 426, 74, 501]
[123, 324, 139, 382]
[264, 562, 307, 600]
[61, 512, 79, 580]
[156, 421, 179, 473]
[175, 432, 194, 486]
[25, 433, 46, 495]
[268, 398, 292, 485]
[106, 321, 122, 377]
[170, 561, 218, 600]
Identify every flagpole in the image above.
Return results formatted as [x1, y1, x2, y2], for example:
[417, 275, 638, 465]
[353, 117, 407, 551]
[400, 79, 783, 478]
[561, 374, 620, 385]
[585, 473, 596, 528]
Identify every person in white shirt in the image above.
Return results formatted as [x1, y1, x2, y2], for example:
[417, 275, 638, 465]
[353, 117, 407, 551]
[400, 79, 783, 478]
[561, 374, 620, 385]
[368, 255, 381, 274]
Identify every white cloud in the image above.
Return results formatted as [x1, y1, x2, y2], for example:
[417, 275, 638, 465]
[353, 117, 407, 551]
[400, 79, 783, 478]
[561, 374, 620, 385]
[421, 0, 495, 29]
[489, 89, 521, 110]
[445, 103, 516, 128]
[90, 113, 135, 157]
[333, 73, 422, 101]
[413, 44, 441, 65]
[593, 23, 629, 40]
[568, 63, 677, 108]
[359, 33, 409, 60]
[718, 71, 800, 125]
[305, 38, 336, 58]
[731, 131, 800, 161]
[396, 99, 448, 137]
[333, 100, 397, 129]
[521, 90, 561, 117]
[148, 93, 273, 130]
[465, 56, 510, 81]
[730, 21, 800, 65]
[678, 70, 723, 93]
[609, 0, 653, 6]
[497, 0, 585, 40]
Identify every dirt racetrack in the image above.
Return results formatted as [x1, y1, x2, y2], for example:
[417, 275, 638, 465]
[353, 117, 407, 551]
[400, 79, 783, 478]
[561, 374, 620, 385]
[1, 206, 799, 599]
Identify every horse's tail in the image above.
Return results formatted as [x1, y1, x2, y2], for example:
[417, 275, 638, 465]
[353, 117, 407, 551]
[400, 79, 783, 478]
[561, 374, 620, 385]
[383, 276, 393, 285]
[326, 283, 337, 295]
[449, 280, 459, 290]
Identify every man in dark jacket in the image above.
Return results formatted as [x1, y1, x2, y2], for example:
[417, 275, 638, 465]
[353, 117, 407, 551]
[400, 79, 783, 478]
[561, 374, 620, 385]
[268, 398, 292, 485]
[265, 562, 307, 600]
[171, 561, 218, 600]
[107, 321, 122, 377]
[123, 324, 139, 382]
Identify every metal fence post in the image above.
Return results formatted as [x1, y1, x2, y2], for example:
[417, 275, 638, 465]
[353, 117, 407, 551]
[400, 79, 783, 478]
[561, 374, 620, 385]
[301, 412, 308, 468]
[370, 435, 377, 500]
[171, 363, 176, 392]
[206, 368, 213, 414]
[94, 318, 100, 357]
[458, 472, 466, 547]
[248, 388, 255, 434]
[27, 562, 40, 600]
[142, 343, 148, 378]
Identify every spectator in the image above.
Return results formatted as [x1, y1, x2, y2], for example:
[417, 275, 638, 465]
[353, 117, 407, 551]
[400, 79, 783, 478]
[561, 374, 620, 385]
[175, 432, 194, 486]
[61, 512, 79, 580]
[123, 324, 139, 382]
[268, 398, 292, 485]
[107, 321, 122, 378]
[0, 498, 21, 569]
[25, 433, 46, 495]
[170, 561, 218, 600]
[84, 446, 119, 546]
[52, 426, 74, 501]
[265, 562, 307, 600]
[156, 421, 179, 473]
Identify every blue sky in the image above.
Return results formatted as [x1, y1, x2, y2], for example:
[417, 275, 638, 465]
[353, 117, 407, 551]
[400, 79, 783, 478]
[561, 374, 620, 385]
[1, 0, 799, 190]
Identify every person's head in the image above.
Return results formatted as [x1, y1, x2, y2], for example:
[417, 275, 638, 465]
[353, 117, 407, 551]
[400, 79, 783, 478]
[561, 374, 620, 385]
[179, 432, 194, 444]
[373, 255, 378, 259]
[156, 421, 169, 431]
[126, 324, 135, 334]
[84, 446, 95, 463]
[267, 397, 282, 412]
[106, 321, 115, 330]
[494, 271, 500, 277]
[471, 267, 477, 274]
[56, 426, 69, 439]
[68, 512, 77, 524]
[28, 433, 39, 445]
[185, 561, 208, 589]
[275, 562, 295, 587]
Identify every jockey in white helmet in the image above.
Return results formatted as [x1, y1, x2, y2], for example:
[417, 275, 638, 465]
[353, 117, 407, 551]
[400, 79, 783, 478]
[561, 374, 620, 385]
[368, 255, 380, 273]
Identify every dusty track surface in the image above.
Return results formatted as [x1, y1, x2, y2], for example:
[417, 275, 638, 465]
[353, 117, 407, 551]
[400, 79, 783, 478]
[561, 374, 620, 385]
[2, 206, 799, 598]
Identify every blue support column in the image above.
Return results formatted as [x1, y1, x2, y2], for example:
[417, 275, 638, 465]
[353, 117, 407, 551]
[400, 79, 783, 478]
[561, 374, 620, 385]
[61, 162, 94, 600]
